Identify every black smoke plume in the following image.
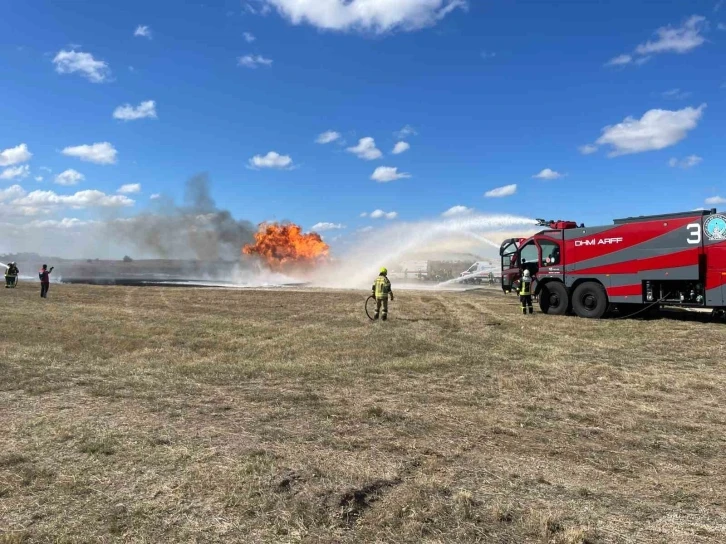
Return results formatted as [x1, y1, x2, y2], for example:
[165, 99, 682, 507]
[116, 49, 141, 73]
[109, 173, 255, 261]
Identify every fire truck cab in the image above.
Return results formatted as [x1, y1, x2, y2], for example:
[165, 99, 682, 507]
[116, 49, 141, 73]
[500, 210, 726, 318]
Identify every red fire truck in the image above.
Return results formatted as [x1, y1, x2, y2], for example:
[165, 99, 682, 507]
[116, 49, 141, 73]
[500, 209, 726, 318]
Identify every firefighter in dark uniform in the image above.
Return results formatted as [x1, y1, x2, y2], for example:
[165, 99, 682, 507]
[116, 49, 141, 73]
[5, 262, 19, 288]
[39, 264, 54, 298]
[519, 269, 533, 315]
[372, 267, 394, 321]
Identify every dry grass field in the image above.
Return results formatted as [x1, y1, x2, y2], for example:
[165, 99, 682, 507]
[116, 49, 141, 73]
[1, 283, 725, 543]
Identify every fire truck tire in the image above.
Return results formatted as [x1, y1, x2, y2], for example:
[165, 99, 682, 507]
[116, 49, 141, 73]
[572, 282, 608, 319]
[539, 282, 569, 315]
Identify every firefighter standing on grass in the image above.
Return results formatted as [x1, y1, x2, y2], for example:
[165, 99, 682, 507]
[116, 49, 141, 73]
[372, 267, 394, 321]
[39, 264, 53, 298]
[518, 269, 533, 315]
[5, 262, 19, 288]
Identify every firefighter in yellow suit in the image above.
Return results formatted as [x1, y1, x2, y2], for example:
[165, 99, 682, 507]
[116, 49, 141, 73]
[372, 267, 394, 321]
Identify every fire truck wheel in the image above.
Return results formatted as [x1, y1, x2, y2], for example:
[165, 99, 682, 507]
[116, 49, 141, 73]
[539, 282, 569, 315]
[572, 282, 608, 319]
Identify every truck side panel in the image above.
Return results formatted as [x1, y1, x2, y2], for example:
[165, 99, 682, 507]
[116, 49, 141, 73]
[563, 216, 696, 269]
[704, 216, 726, 306]
[563, 215, 704, 304]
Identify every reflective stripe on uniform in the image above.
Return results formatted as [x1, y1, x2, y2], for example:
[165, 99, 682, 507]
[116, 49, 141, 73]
[519, 278, 531, 296]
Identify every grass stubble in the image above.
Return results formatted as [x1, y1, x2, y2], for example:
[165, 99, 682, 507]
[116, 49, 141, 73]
[0, 283, 725, 543]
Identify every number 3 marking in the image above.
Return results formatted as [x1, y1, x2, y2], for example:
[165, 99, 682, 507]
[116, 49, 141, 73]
[687, 223, 701, 245]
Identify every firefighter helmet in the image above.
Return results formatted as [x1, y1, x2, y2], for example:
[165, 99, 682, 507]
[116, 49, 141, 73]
[380, 267, 388, 275]
[523, 269, 531, 278]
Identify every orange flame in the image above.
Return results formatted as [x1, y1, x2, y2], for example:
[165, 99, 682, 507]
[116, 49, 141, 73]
[243, 222, 330, 271]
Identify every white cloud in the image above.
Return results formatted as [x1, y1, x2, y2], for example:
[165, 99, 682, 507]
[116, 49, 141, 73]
[442, 205, 474, 217]
[52, 50, 111, 83]
[311, 222, 345, 231]
[595, 104, 706, 157]
[371, 166, 411, 182]
[0, 185, 27, 202]
[606, 54, 633, 66]
[718, 22, 726, 30]
[484, 184, 517, 198]
[118, 183, 141, 194]
[113, 100, 157, 121]
[13, 189, 134, 209]
[316, 130, 341, 144]
[662, 88, 691, 100]
[634, 55, 652, 66]
[54, 169, 85, 186]
[1, 208, 46, 218]
[607, 15, 708, 67]
[395, 125, 418, 139]
[481, 51, 496, 59]
[370, 209, 398, 219]
[0, 187, 54, 217]
[243, 32, 256, 42]
[392, 141, 410, 154]
[347, 137, 383, 160]
[705, 196, 726, 205]
[238, 54, 273, 68]
[134, 25, 152, 38]
[260, 0, 467, 34]
[150, 193, 161, 200]
[635, 15, 707, 55]
[39, 166, 52, 173]
[716, 1, 724, 13]
[579, 144, 598, 155]
[244, 2, 273, 15]
[533, 168, 562, 180]
[248, 151, 293, 169]
[360, 212, 368, 217]
[28, 218, 96, 229]
[0, 143, 32, 166]
[0, 165, 30, 180]
[668, 155, 702, 168]
[358, 226, 374, 233]
[35, 176, 43, 182]
[62, 142, 118, 164]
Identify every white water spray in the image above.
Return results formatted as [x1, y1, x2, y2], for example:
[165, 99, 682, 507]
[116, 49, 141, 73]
[310, 213, 537, 289]
[461, 232, 501, 249]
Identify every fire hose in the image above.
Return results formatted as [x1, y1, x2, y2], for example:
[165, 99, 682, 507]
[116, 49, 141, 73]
[612, 292, 671, 320]
[365, 296, 376, 320]
[365, 295, 394, 321]
[613, 292, 724, 321]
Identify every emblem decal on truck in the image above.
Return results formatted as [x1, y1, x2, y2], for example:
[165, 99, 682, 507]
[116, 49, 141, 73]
[574, 237, 623, 247]
[704, 214, 726, 241]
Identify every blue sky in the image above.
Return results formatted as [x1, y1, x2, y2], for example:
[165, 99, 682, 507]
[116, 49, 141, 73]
[1, 0, 725, 254]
